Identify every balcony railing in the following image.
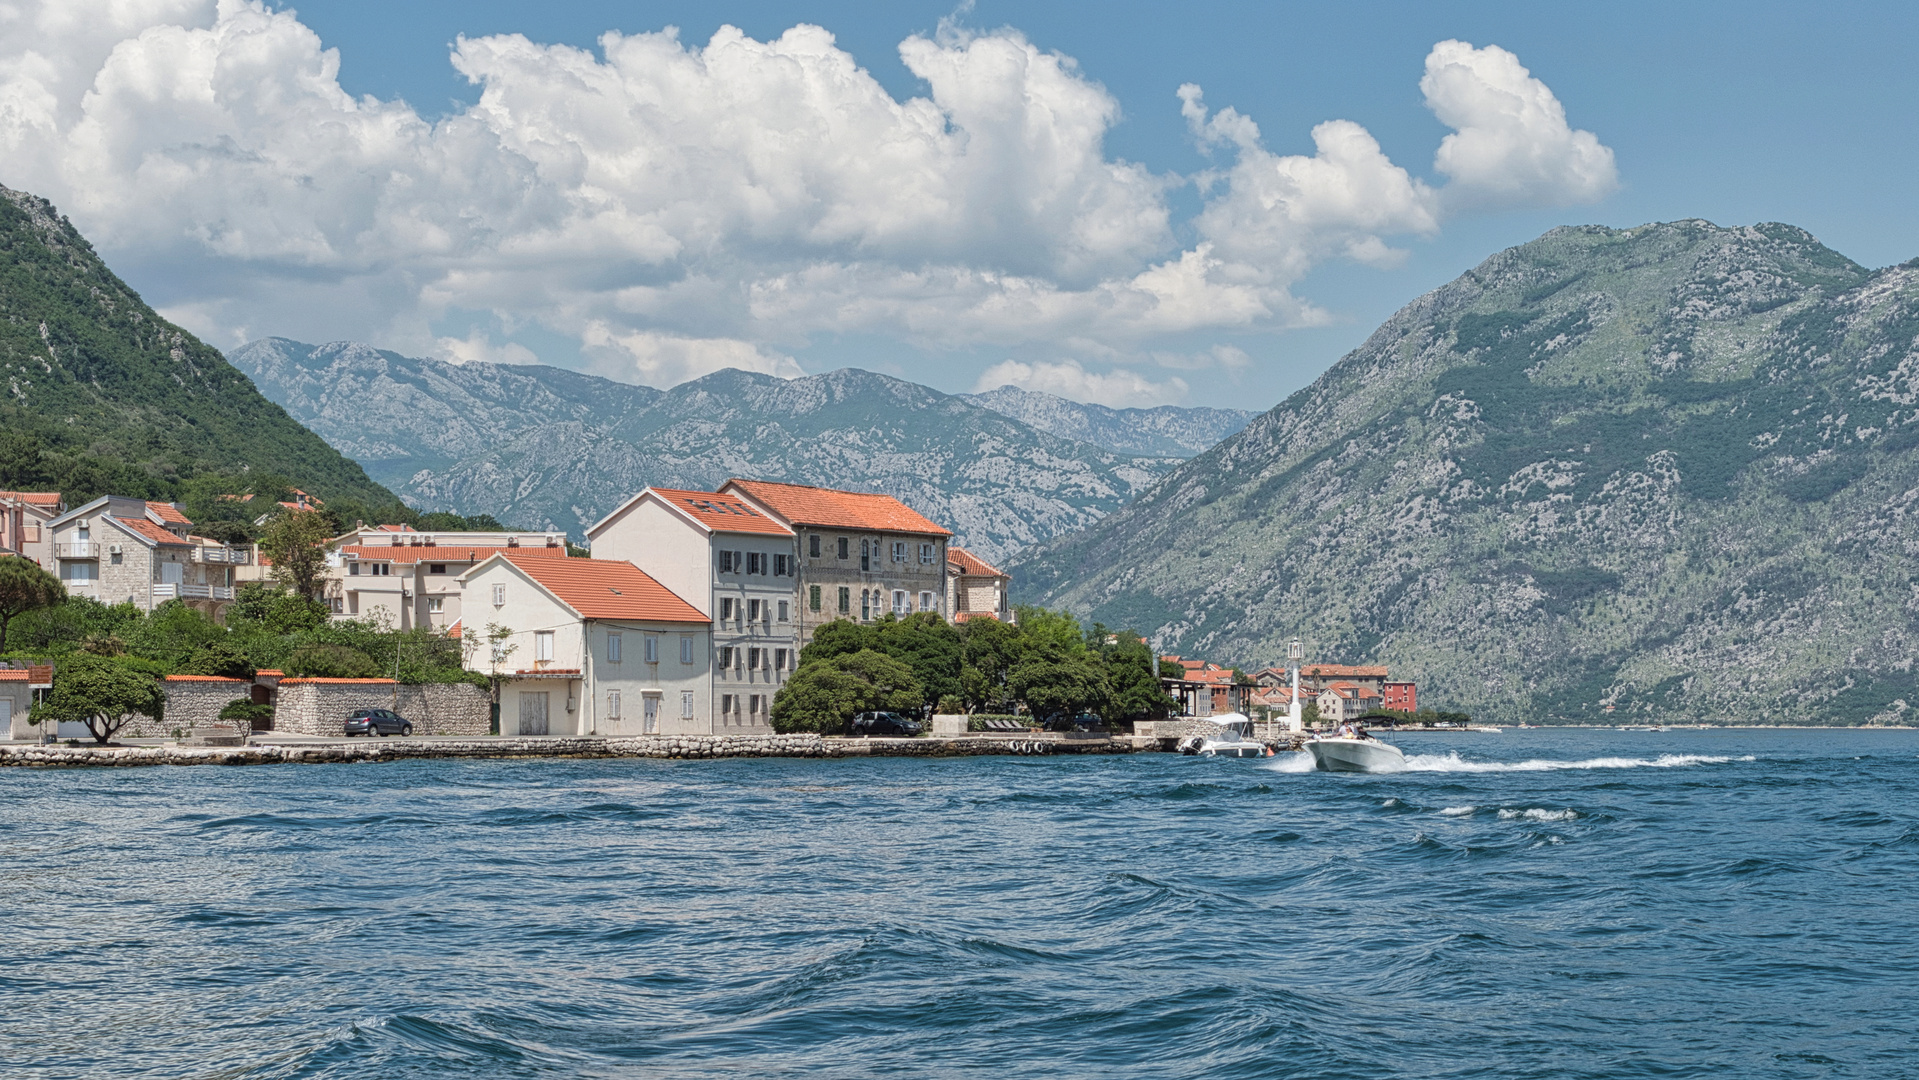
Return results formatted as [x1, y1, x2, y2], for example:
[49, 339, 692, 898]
[193, 547, 251, 565]
[152, 583, 236, 601]
[54, 543, 98, 559]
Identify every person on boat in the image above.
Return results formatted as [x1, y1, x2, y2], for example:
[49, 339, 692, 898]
[1354, 723, 1371, 741]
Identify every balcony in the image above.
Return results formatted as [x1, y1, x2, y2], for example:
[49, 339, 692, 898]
[54, 542, 98, 559]
[193, 546, 251, 565]
[152, 583, 237, 601]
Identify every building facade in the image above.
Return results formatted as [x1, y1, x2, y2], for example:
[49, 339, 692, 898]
[946, 546, 1014, 624]
[0, 491, 63, 568]
[460, 551, 714, 737]
[1382, 680, 1417, 713]
[325, 524, 570, 632]
[44, 496, 245, 618]
[586, 487, 798, 730]
[719, 479, 952, 646]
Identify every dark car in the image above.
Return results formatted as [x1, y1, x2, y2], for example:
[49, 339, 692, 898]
[345, 708, 413, 737]
[850, 711, 923, 737]
[1045, 712, 1104, 732]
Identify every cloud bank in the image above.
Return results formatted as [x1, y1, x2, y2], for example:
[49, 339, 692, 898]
[0, 2, 1616, 397]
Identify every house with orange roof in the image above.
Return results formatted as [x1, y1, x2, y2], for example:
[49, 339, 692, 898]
[44, 496, 247, 617]
[946, 546, 1014, 624]
[718, 478, 952, 645]
[586, 487, 798, 729]
[1158, 654, 1253, 717]
[323, 522, 570, 632]
[1316, 682, 1383, 725]
[1, 490, 63, 567]
[459, 551, 714, 737]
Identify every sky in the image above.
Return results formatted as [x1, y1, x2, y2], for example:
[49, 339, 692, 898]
[3, 1, 1915, 411]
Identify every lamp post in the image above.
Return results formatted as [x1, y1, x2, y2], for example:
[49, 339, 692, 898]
[1287, 638, 1304, 733]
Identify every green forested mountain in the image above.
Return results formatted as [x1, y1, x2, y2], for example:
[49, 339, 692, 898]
[0, 183, 396, 509]
[1014, 221, 1919, 725]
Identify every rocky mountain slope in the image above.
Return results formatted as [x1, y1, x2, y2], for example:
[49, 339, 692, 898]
[232, 339, 1203, 563]
[1014, 221, 1919, 725]
[962, 386, 1253, 457]
[0, 185, 393, 505]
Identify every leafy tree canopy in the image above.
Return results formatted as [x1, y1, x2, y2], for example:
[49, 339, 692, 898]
[31, 653, 163, 745]
[0, 554, 64, 651]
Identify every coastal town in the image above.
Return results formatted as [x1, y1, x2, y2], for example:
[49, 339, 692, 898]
[2, 479, 1429, 752]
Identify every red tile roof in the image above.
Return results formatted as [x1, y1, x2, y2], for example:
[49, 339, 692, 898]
[0, 670, 28, 681]
[339, 544, 567, 566]
[650, 487, 793, 536]
[947, 546, 1006, 577]
[113, 516, 191, 546]
[164, 674, 249, 682]
[1303, 664, 1389, 679]
[498, 551, 707, 623]
[146, 502, 192, 525]
[725, 479, 951, 537]
[953, 611, 1000, 624]
[0, 491, 62, 506]
[280, 677, 396, 685]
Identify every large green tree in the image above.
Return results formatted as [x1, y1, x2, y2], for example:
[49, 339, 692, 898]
[258, 509, 335, 600]
[0, 555, 64, 652]
[1101, 632, 1177, 724]
[771, 648, 924, 734]
[32, 654, 163, 744]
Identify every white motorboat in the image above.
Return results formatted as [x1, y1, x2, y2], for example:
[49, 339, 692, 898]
[1306, 733, 1407, 773]
[1176, 714, 1269, 758]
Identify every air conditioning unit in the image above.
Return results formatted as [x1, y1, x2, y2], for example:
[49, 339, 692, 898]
[107, 544, 122, 555]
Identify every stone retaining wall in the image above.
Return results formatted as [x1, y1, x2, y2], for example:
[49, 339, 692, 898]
[274, 680, 489, 737]
[142, 678, 253, 739]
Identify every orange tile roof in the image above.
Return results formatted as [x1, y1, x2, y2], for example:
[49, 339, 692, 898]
[650, 487, 793, 536]
[953, 611, 1000, 624]
[499, 551, 707, 623]
[339, 544, 567, 566]
[1303, 664, 1389, 678]
[0, 491, 61, 506]
[113, 516, 191, 546]
[164, 674, 249, 682]
[146, 502, 192, 525]
[726, 479, 951, 537]
[0, 670, 29, 681]
[947, 546, 1006, 577]
[280, 677, 396, 685]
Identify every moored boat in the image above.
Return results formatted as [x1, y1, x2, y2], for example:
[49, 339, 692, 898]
[1176, 714, 1269, 758]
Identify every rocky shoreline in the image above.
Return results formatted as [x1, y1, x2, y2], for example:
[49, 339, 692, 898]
[0, 734, 1154, 768]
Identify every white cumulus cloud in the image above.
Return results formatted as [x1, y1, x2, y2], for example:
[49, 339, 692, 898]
[0, 4, 1618, 399]
[973, 359, 1188, 409]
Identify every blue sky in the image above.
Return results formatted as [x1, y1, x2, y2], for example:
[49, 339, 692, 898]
[4, 0, 1914, 409]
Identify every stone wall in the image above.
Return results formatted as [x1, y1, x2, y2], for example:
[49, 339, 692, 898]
[275, 679, 488, 737]
[139, 677, 254, 738]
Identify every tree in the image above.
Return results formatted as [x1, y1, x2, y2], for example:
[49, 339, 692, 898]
[0, 555, 65, 652]
[874, 612, 962, 710]
[1104, 633, 1177, 724]
[771, 648, 923, 733]
[258, 509, 334, 600]
[228, 582, 328, 634]
[1015, 605, 1087, 655]
[464, 622, 518, 704]
[0, 431, 51, 490]
[799, 618, 879, 665]
[286, 643, 381, 678]
[1158, 657, 1185, 680]
[180, 641, 255, 679]
[960, 616, 1024, 712]
[32, 655, 163, 745]
[1009, 651, 1108, 723]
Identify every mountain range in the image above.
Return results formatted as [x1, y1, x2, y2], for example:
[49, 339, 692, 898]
[231, 338, 1253, 563]
[1014, 221, 1919, 725]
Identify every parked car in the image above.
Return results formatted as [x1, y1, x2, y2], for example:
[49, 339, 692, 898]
[345, 708, 413, 737]
[1044, 712, 1104, 732]
[850, 712, 923, 737]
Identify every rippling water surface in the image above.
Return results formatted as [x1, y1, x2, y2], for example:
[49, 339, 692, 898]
[5, 728, 1917, 1078]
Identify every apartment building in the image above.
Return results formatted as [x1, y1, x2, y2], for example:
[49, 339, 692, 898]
[586, 487, 798, 731]
[44, 496, 247, 617]
[326, 523, 569, 632]
[460, 551, 712, 737]
[0, 491, 63, 568]
[719, 479, 951, 646]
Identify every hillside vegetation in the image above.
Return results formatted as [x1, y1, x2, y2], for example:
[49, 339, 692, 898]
[1016, 221, 1919, 725]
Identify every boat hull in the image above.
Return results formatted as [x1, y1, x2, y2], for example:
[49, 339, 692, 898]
[1198, 740, 1267, 758]
[1307, 738, 1407, 773]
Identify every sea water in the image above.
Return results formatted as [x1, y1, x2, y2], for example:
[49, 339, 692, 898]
[3, 728, 1915, 1078]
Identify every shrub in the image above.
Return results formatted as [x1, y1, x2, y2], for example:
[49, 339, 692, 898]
[285, 644, 382, 679]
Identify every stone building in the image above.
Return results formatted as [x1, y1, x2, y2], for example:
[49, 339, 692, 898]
[719, 479, 952, 646]
[0, 491, 63, 568]
[585, 487, 799, 728]
[45, 496, 245, 619]
[946, 546, 1014, 624]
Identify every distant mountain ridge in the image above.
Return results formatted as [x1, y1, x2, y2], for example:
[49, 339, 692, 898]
[231, 339, 1247, 563]
[1013, 220, 1919, 725]
[0, 185, 393, 505]
[961, 386, 1252, 457]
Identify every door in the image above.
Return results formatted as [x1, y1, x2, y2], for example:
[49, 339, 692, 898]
[0, 699, 10, 739]
[518, 691, 549, 736]
[643, 694, 659, 734]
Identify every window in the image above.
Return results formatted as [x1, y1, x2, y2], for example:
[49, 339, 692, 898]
[428, 563, 447, 575]
[837, 537, 848, 559]
[680, 635, 693, 664]
[534, 631, 554, 662]
[748, 599, 761, 623]
[731, 550, 743, 573]
[370, 563, 390, 576]
[720, 597, 734, 621]
[809, 534, 821, 558]
[860, 538, 870, 571]
[774, 554, 789, 576]
[718, 550, 733, 573]
[838, 587, 850, 613]
[607, 633, 623, 664]
[607, 689, 622, 720]
[893, 590, 907, 616]
[329, 597, 343, 613]
[747, 552, 763, 575]
[428, 597, 444, 614]
[348, 563, 360, 576]
[861, 591, 871, 620]
[60, 561, 95, 582]
[809, 585, 821, 612]
[643, 694, 659, 733]
[718, 646, 733, 670]
[110, 552, 122, 565]
[920, 543, 935, 564]
[645, 635, 659, 663]
[775, 648, 788, 672]
[920, 591, 934, 613]
[893, 541, 907, 562]
[778, 600, 789, 622]
[681, 691, 695, 718]
[748, 647, 762, 671]
[721, 694, 734, 716]
[749, 694, 763, 716]
[492, 583, 506, 606]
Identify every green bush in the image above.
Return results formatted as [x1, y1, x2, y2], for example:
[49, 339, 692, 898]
[218, 699, 275, 724]
[285, 643, 382, 679]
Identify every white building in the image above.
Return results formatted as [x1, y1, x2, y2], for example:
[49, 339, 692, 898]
[460, 551, 713, 737]
[585, 487, 798, 730]
[326, 523, 570, 632]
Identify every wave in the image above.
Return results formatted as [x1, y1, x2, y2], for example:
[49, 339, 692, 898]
[1401, 752, 1753, 773]
[1262, 752, 1316, 773]
[1438, 805, 1477, 816]
[1498, 807, 1577, 822]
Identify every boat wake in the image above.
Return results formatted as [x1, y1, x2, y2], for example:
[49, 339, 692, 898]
[1265, 752, 1317, 774]
[1400, 752, 1753, 773]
